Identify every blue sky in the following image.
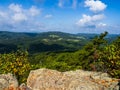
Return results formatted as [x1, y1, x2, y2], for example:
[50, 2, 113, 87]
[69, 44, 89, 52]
[0, 0, 120, 34]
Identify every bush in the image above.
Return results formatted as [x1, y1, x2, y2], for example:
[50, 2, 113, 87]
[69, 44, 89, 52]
[0, 50, 32, 84]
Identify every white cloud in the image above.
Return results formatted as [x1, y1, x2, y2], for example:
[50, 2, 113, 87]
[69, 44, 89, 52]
[0, 3, 44, 32]
[76, 14, 105, 27]
[75, 0, 108, 33]
[97, 23, 107, 27]
[8, 4, 41, 23]
[44, 14, 53, 18]
[29, 6, 40, 16]
[8, 3, 28, 22]
[85, 0, 107, 13]
[9, 3, 22, 13]
[0, 11, 8, 18]
[12, 13, 27, 22]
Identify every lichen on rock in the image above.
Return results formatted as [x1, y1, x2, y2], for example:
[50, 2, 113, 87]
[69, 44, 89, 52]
[0, 73, 18, 90]
[27, 69, 120, 90]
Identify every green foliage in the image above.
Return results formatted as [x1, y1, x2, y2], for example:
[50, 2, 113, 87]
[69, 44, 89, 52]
[28, 32, 120, 79]
[29, 51, 83, 72]
[0, 31, 120, 82]
[99, 38, 120, 78]
[80, 32, 120, 78]
[0, 31, 91, 53]
[0, 31, 118, 54]
[79, 32, 108, 71]
[0, 50, 32, 84]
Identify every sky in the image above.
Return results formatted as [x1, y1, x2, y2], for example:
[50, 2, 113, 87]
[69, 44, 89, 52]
[0, 0, 120, 34]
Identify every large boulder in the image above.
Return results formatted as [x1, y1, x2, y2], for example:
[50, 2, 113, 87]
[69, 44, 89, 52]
[27, 68, 119, 90]
[0, 73, 18, 90]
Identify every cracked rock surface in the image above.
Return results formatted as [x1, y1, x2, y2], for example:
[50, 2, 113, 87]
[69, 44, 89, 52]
[0, 69, 119, 90]
[27, 69, 119, 90]
[0, 73, 18, 90]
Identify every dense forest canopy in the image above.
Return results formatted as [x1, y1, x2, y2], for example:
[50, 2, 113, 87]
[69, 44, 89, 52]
[0, 31, 119, 53]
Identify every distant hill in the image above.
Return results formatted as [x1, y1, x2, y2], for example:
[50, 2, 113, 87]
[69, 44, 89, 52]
[0, 31, 119, 53]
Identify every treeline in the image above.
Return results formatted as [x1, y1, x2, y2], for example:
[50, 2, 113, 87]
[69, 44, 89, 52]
[0, 32, 120, 84]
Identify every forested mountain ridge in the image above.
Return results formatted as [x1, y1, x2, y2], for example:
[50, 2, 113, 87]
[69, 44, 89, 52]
[0, 31, 119, 53]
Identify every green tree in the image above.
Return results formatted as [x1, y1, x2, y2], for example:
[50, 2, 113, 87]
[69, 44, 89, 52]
[82, 32, 108, 71]
[100, 37, 120, 78]
[0, 50, 31, 84]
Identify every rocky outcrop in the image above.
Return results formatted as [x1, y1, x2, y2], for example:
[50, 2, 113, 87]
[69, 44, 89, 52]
[0, 69, 119, 90]
[27, 69, 119, 90]
[0, 73, 18, 90]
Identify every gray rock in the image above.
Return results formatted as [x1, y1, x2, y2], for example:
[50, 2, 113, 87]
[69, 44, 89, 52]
[27, 68, 119, 90]
[19, 83, 30, 90]
[0, 73, 18, 90]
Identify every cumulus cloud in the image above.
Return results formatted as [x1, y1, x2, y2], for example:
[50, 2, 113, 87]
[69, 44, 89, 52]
[29, 6, 40, 16]
[97, 23, 107, 27]
[76, 0, 107, 32]
[8, 3, 28, 22]
[8, 3, 40, 23]
[85, 0, 107, 13]
[12, 13, 27, 22]
[0, 3, 43, 32]
[0, 11, 8, 18]
[9, 3, 22, 13]
[9, 4, 40, 17]
[76, 14, 105, 27]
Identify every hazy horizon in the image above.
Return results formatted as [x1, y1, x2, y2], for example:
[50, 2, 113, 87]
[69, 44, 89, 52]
[0, 0, 120, 34]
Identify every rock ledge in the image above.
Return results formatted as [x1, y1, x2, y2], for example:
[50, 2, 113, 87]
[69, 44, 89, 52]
[27, 69, 119, 90]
